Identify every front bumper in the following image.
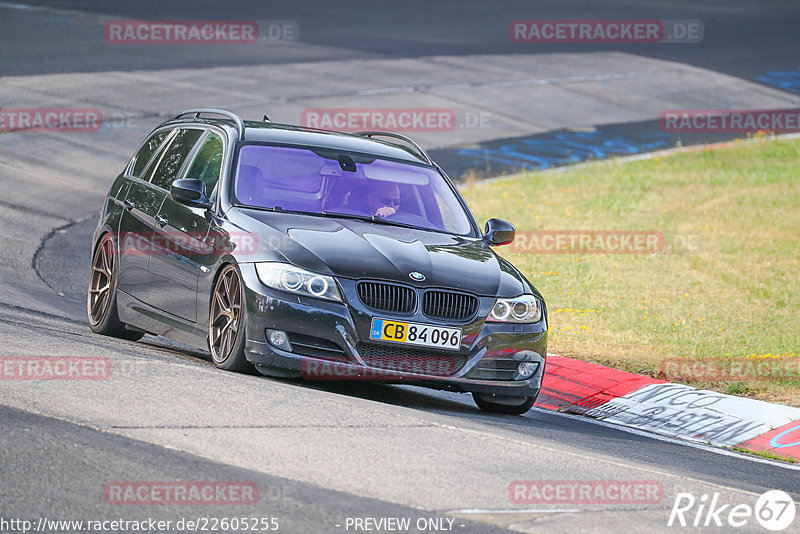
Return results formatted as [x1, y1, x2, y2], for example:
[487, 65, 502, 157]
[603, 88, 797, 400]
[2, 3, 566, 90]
[238, 263, 548, 398]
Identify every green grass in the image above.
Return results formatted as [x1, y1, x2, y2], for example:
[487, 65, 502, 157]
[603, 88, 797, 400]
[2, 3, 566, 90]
[724, 381, 751, 396]
[731, 446, 798, 464]
[459, 136, 800, 406]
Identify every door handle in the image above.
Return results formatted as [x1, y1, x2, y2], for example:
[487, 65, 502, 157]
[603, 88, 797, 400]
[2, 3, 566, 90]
[155, 215, 168, 227]
[123, 199, 135, 210]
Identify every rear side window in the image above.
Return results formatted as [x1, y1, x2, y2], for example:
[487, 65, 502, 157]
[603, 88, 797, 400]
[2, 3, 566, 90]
[149, 128, 203, 190]
[185, 133, 224, 195]
[131, 130, 170, 178]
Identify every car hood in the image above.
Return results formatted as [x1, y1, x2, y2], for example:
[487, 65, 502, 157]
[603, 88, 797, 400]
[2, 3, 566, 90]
[229, 208, 530, 297]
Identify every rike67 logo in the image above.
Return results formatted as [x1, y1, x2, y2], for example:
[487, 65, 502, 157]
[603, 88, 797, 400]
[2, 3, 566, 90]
[668, 490, 796, 531]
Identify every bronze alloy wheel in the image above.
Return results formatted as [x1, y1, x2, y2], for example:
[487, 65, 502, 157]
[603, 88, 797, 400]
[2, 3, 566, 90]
[87, 233, 144, 341]
[210, 265, 244, 366]
[88, 233, 115, 326]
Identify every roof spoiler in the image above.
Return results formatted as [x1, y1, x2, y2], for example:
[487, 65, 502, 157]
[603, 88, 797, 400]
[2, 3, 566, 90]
[353, 131, 433, 165]
[175, 109, 246, 141]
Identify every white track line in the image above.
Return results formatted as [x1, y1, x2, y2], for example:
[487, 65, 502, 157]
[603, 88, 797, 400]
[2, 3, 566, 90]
[449, 508, 581, 514]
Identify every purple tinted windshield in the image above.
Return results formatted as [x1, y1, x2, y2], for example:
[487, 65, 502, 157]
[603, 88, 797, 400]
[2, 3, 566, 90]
[234, 145, 473, 235]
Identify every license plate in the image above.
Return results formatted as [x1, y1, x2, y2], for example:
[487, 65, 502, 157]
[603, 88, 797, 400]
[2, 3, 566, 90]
[369, 318, 461, 351]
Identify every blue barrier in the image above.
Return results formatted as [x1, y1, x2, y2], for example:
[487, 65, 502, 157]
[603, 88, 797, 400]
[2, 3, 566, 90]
[456, 130, 672, 171]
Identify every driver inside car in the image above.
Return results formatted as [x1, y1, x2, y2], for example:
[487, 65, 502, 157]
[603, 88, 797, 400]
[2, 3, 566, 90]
[366, 181, 401, 218]
[338, 180, 401, 218]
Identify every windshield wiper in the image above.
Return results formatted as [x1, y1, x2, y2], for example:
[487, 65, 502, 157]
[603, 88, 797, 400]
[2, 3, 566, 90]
[320, 211, 428, 231]
[242, 206, 430, 232]
[242, 205, 317, 216]
[320, 211, 376, 222]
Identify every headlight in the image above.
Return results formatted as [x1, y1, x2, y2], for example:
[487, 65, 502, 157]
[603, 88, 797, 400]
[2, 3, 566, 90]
[255, 263, 342, 302]
[487, 295, 542, 323]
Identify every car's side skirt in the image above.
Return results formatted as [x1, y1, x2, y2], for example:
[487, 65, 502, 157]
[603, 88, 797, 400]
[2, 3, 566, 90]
[116, 289, 207, 349]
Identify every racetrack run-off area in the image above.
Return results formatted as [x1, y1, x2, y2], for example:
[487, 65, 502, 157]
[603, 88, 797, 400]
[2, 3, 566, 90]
[539, 355, 800, 461]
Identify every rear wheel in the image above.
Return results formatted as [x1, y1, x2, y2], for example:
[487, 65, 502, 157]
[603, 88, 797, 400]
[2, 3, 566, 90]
[87, 233, 145, 341]
[209, 264, 252, 372]
[472, 393, 536, 415]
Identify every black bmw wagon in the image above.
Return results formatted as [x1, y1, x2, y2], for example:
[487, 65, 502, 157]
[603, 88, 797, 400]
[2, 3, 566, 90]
[88, 109, 548, 414]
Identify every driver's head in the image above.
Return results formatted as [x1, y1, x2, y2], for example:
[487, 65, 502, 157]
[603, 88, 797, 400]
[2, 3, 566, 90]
[366, 181, 400, 215]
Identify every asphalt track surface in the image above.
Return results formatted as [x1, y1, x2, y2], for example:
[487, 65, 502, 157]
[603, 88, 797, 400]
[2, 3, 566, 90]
[4, 0, 800, 80]
[2, 2, 800, 533]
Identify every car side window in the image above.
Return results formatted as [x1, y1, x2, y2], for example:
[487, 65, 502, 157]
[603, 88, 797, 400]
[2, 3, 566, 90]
[130, 130, 170, 178]
[149, 128, 204, 190]
[185, 133, 224, 195]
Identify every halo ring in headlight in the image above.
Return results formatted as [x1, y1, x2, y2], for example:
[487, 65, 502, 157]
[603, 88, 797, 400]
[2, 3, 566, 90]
[280, 270, 303, 291]
[511, 300, 529, 320]
[492, 300, 511, 320]
[307, 276, 328, 297]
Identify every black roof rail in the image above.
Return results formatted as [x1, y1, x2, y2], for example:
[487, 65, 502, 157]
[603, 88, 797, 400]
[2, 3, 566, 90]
[352, 131, 433, 165]
[175, 109, 246, 141]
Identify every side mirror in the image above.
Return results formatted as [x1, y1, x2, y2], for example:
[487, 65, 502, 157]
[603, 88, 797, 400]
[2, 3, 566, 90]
[171, 179, 212, 209]
[483, 218, 515, 246]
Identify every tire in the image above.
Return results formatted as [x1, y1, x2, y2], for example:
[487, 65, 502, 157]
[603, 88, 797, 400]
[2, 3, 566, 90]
[472, 393, 536, 415]
[87, 233, 145, 341]
[209, 264, 253, 373]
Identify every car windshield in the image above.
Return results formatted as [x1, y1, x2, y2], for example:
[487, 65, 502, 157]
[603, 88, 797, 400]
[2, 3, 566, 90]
[233, 144, 474, 235]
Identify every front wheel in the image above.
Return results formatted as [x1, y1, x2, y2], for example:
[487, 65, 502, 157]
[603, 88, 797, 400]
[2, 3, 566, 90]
[87, 233, 144, 341]
[209, 264, 252, 373]
[472, 393, 536, 415]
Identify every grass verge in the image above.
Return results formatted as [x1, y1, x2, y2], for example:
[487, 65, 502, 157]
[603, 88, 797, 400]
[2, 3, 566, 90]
[459, 135, 800, 406]
[731, 446, 798, 464]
